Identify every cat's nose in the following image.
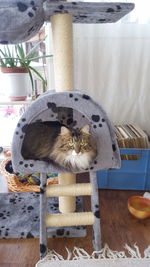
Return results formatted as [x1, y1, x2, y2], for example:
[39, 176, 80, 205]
[74, 146, 80, 154]
[75, 150, 80, 154]
[72, 150, 81, 156]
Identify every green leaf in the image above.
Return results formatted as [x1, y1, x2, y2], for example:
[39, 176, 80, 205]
[6, 46, 12, 58]
[29, 65, 47, 91]
[16, 44, 25, 60]
[26, 38, 46, 57]
[28, 67, 34, 92]
[20, 44, 25, 58]
[29, 55, 52, 62]
[0, 58, 6, 67]
[5, 46, 14, 67]
[0, 49, 7, 67]
[0, 48, 7, 57]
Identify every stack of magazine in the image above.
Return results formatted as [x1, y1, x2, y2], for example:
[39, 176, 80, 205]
[114, 124, 149, 160]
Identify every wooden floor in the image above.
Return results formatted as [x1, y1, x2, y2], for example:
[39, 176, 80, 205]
[0, 187, 150, 266]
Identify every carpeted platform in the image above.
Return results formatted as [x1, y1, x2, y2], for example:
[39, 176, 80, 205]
[0, 192, 86, 239]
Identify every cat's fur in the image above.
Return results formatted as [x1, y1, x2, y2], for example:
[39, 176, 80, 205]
[21, 121, 97, 171]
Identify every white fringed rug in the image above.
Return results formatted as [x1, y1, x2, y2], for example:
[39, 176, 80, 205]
[36, 258, 150, 267]
[36, 244, 150, 267]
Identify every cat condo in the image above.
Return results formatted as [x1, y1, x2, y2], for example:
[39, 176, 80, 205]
[0, 0, 134, 261]
[11, 90, 121, 257]
[12, 90, 120, 174]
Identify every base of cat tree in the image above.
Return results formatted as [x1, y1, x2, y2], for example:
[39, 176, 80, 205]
[0, 192, 86, 239]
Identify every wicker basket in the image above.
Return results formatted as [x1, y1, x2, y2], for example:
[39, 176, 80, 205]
[0, 158, 58, 192]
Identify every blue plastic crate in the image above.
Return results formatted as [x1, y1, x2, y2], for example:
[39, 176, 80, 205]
[97, 148, 150, 190]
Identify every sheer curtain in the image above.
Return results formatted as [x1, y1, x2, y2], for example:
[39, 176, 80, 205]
[72, 0, 150, 133]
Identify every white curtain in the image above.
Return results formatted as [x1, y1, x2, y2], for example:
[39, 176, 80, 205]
[47, 0, 150, 133]
[72, 1, 150, 133]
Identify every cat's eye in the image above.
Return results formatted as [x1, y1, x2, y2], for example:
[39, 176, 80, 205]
[68, 142, 74, 148]
[80, 141, 87, 147]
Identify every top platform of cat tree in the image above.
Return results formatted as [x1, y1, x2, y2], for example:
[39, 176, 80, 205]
[0, 1, 134, 44]
[44, 2, 135, 24]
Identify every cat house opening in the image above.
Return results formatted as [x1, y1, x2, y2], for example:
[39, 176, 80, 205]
[12, 91, 120, 174]
[20, 119, 97, 172]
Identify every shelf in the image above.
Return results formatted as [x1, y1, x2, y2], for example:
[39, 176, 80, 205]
[45, 2, 134, 24]
[0, 99, 32, 105]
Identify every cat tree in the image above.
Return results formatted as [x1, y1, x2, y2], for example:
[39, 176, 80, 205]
[0, 0, 134, 261]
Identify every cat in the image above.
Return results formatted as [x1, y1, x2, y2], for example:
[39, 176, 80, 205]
[21, 121, 97, 171]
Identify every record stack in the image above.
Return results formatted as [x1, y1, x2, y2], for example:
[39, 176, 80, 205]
[114, 124, 149, 160]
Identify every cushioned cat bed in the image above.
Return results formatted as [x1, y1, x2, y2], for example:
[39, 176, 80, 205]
[12, 91, 120, 174]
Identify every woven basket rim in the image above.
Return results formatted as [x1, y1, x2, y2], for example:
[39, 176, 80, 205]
[0, 158, 58, 192]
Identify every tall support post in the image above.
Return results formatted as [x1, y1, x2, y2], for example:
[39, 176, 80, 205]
[40, 173, 47, 258]
[51, 14, 76, 213]
[89, 171, 101, 251]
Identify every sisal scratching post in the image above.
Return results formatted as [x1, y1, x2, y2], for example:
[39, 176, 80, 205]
[46, 183, 92, 197]
[51, 14, 73, 92]
[46, 212, 94, 228]
[51, 14, 76, 213]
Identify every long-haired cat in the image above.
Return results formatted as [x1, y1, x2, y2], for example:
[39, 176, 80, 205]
[21, 121, 97, 171]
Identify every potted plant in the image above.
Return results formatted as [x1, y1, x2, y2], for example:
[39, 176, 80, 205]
[0, 41, 52, 101]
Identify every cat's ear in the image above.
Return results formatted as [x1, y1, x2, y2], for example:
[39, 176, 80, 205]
[60, 126, 71, 135]
[80, 124, 90, 134]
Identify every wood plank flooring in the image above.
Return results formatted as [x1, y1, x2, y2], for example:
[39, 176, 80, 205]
[0, 189, 150, 267]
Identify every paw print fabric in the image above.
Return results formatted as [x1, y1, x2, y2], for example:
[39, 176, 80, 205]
[0, 0, 44, 44]
[12, 91, 121, 174]
[0, 1, 134, 44]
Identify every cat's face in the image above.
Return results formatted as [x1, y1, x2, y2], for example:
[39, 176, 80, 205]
[50, 124, 97, 171]
[59, 125, 94, 155]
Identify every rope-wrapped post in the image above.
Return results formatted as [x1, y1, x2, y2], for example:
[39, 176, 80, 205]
[51, 14, 76, 213]
[46, 183, 92, 197]
[46, 212, 94, 228]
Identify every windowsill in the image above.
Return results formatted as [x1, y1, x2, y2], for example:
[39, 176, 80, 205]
[0, 100, 32, 147]
[0, 98, 32, 105]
